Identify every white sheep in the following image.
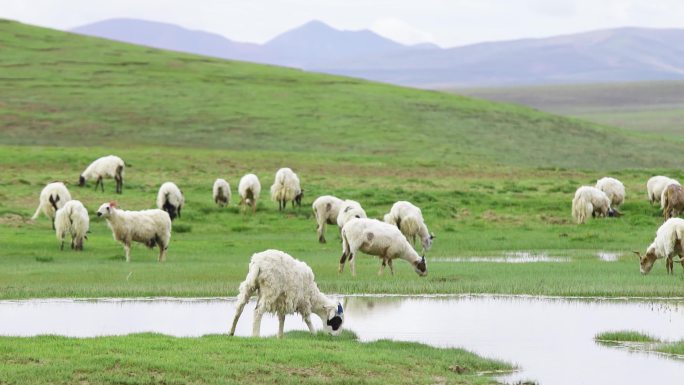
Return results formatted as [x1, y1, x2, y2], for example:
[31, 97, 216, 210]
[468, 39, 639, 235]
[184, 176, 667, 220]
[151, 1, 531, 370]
[383, 201, 434, 252]
[229, 249, 344, 339]
[54, 200, 89, 251]
[31, 182, 72, 228]
[270, 167, 303, 210]
[238, 174, 261, 213]
[96, 202, 172, 262]
[156, 182, 184, 221]
[647, 176, 680, 206]
[340, 218, 427, 277]
[635, 218, 684, 275]
[79, 155, 125, 194]
[571, 186, 615, 224]
[595, 177, 625, 211]
[312, 195, 344, 243]
[336, 200, 367, 229]
[213, 178, 231, 208]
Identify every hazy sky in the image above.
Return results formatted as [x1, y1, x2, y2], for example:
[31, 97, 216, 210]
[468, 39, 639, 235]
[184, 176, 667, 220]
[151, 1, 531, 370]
[3, 0, 684, 47]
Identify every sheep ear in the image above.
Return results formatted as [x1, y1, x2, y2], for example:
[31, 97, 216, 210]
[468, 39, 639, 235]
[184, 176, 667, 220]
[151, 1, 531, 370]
[632, 251, 642, 259]
[430, 233, 435, 240]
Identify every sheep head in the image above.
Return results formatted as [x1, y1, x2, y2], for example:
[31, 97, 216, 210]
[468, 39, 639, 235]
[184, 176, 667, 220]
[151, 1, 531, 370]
[78, 175, 86, 187]
[96, 202, 117, 218]
[323, 302, 344, 336]
[634, 249, 658, 275]
[414, 255, 428, 277]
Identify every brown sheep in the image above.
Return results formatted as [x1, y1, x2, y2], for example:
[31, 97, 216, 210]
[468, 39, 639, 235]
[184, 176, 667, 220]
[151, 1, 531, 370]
[662, 184, 684, 220]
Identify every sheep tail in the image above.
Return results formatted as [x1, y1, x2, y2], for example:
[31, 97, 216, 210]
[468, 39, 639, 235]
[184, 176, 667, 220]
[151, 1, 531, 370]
[31, 203, 42, 220]
[236, 263, 260, 303]
[572, 194, 592, 224]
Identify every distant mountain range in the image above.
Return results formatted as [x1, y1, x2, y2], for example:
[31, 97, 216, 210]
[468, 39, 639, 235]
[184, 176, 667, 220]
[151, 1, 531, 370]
[71, 18, 684, 87]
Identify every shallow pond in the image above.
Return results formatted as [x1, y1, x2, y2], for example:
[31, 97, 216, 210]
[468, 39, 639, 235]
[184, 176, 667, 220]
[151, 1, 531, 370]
[2, 295, 683, 385]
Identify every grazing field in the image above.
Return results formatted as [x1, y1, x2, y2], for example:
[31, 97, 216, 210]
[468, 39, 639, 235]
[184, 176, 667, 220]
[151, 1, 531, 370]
[0, 331, 512, 385]
[454, 81, 684, 137]
[2, 20, 684, 301]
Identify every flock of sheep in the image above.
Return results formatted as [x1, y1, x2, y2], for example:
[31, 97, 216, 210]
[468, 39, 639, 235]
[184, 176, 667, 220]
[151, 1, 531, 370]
[30, 155, 684, 337]
[571, 175, 684, 275]
[29, 155, 436, 337]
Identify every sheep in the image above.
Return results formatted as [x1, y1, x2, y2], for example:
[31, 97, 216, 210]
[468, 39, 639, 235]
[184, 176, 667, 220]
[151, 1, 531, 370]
[31, 182, 72, 229]
[213, 178, 231, 208]
[270, 167, 303, 210]
[79, 155, 125, 194]
[634, 218, 684, 275]
[238, 174, 261, 213]
[646, 176, 680, 206]
[54, 200, 89, 251]
[96, 201, 171, 262]
[156, 182, 184, 221]
[595, 177, 625, 211]
[340, 218, 427, 277]
[383, 201, 434, 252]
[571, 186, 616, 224]
[662, 184, 684, 220]
[336, 200, 367, 229]
[312, 195, 344, 243]
[229, 249, 344, 339]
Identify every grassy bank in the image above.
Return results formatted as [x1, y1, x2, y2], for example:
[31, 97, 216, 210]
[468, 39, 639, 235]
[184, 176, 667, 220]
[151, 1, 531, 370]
[0, 332, 511, 385]
[2, 145, 684, 299]
[595, 331, 684, 357]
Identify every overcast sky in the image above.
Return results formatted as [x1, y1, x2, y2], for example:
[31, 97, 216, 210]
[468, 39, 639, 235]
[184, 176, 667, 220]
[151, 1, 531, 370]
[3, 0, 684, 47]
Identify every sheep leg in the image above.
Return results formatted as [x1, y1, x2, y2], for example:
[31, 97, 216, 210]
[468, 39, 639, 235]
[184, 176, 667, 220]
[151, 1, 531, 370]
[60, 239, 64, 251]
[158, 244, 167, 262]
[317, 223, 326, 244]
[339, 252, 348, 273]
[252, 308, 265, 337]
[277, 312, 286, 339]
[378, 258, 386, 276]
[123, 242, 131, 262]
[304, 315, 315, 334]
[350, 253, 357, 277]
[388, 258, 395, 276]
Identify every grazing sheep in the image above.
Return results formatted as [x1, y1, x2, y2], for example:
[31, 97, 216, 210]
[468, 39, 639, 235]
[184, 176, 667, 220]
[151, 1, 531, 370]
[54, 200, 89, 251]
[270, 168, 303, 210]
[647, 176, 680, 206]
[340, 218, 427, 277]
[595, 177, 625, 211]
[662, 184, 684, 220]
[571, 186, 615, 224]
[336, 200, 367, 229]
[312, 195, 344, 243]
[156, 182, 184, 221]
[383, 201, 434, 252]
[635, 218, 684, 275]
[238, 174, 261, 213]
[229, 249, 344, 339]
[96, 202, 171, 262]
[213, 178, 231, 208]
[79, 155, 125, 194]
[31, 182, 72, 229]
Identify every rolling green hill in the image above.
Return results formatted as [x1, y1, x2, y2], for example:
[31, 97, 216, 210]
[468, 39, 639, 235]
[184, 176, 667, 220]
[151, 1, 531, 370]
[454, 81, 684, 137]
[0, 19, 681, 170]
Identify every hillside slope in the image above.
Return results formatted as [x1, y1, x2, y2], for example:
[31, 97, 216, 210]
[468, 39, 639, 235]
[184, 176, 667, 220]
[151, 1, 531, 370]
[0, 19, 680, 170]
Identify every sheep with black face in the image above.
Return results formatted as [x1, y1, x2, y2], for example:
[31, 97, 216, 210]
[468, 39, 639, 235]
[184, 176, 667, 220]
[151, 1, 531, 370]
[229, 249, 344, 338]
[156, 182, 184, 221]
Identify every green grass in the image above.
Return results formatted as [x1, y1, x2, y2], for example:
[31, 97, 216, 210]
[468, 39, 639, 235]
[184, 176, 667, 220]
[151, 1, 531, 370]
[0, 331, 512, 385]
[2, 20, 684, 300]
[594, 331, 660, 343]
[595, 330, 684, 358]
[453, 81, 684, 137]
[1, 19, 683, 170]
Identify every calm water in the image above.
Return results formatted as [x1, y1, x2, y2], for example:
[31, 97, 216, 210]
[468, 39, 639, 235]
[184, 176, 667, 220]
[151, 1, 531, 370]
[1, 295, 683, 385]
